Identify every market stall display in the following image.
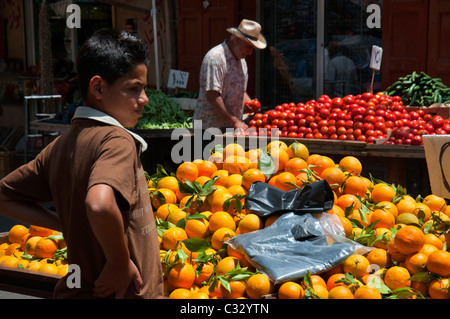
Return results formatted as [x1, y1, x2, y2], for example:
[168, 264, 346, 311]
[146, 140, 449, 299]
[133, 88, 193, 130]
[242, 91, 450, 145]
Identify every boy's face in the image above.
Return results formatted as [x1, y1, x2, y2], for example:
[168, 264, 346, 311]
[95, 64, 149, 128]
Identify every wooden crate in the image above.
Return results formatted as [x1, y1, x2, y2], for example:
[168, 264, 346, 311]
[406, 104, 450, 119]
[0, 233, 60, 298]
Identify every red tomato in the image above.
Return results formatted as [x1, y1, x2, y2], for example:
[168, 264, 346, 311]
[431, 115, 444, 129]
[288, 125, 299, 133]
[266, 110, 279, 121]
[361, 92, 374, 102]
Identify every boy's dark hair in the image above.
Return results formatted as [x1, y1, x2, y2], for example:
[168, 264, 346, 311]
[76, 29, 150, 101]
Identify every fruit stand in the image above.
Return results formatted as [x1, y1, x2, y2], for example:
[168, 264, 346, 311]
[1, 74, 449, 300]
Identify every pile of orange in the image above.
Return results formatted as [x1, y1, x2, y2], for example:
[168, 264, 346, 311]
[151, 140, 450, 299]
[0, 224, 68, 277]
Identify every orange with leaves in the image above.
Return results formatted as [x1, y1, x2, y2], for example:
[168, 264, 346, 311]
[211, 169, 229, 186]
[328, 286, 354, 299]
[427, 250, 450, 277]
[245, 273, 274, 299]
[370, 183, 396, 203]
[428, 278, 449, 299]
[215, 256, 239, 276]
[221, 280, 247, 299]
[278, 281, 305, 299]
[320, 167, 346, 190]
[405, 252, 428, 275]
[335, 194, 362, 211]
[24, 236, 42, 256]
[384, 266, 411, 290]
[8, 225, 29, 245]
[208, 211, 236, 232]
[269, 147, 290, 172]
[222, 143, 245, 158]
[223, 174, 243, 189]
[413, 202, 431, 221]
[393, 225, 424, 255]
[237, 214, 262, 234]
[338, 216, 353, 238]
[151, 188, 177, 210]
[354, 285, 382, 299]
[193, 159, 218, 178]
[370, 208, 396, 229]
[423, 194, 447, 212]
[161, 227, 188, 251]
[29, 225, 54, 238]
[242, 168, 267, 190]
[342, 175, 368, 197]
[308, 155, 335, 176]
[34, 237, 59, 259]
[167, 262, 196, 289]
[285, 157, 308, 177]
[176, 162, 199, 183]
[222, 156, 250, 175]
[396, 197, 417, 216]
[245, 149, 261, 169]
[208, 152, 223, 170]
[210, 227, 236, 250]
[339, 156, 362, 175]
[273, 172, 298, 192]
[286, 142, 309, 161]
[194, 262, 214, 286]
[423, 233, 443, 250]
[185, 218, 209, 239]
[157, 176, 180, 194]
[367, 248, 392, 269]
[169, 288, 192, 299]
[342, 254, 370, 278]
[378, 201, 399, 219]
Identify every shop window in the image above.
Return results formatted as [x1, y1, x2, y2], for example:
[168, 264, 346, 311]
[260, 0, 382, 106]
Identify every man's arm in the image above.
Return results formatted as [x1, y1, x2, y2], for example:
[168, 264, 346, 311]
[206, 90, 248, 130]
[0, 193, 60, 230]
[86, 184, 142, 298]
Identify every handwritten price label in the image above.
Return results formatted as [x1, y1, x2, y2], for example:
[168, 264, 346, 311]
[167, 70, 189, 89]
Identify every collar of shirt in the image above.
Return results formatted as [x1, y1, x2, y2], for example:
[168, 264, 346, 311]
[223, 40, 238, 62]
[72, 106, 148, 153]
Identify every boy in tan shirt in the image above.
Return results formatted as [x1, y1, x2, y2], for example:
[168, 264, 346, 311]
[0, 29, 164, 299]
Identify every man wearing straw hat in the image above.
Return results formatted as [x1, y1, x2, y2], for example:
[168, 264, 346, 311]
[193, 19, 267, 132]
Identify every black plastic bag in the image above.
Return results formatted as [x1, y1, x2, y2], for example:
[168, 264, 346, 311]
[246, 179, 335, 217]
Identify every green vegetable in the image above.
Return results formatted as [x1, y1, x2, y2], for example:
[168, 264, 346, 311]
[133, 88, 193, 130]
[384, 72, 450, 107]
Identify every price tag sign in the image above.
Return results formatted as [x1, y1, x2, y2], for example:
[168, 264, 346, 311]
[370, 45, 383, 71]
[167, 69, 189, 89]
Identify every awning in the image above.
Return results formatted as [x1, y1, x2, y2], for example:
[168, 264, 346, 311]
[95, 0, 152, 12]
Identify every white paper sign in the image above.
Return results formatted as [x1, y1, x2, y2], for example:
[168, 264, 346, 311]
[167, 69, 189, 89]
[370, 46, 383, 70]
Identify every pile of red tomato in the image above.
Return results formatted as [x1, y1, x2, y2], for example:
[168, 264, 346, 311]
[243, 92, 450, 145]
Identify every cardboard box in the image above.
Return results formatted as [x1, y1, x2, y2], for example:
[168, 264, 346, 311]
[423, 135, 450, 199]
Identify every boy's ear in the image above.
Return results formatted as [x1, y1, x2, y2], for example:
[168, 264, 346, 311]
[89, 76, 104, 100]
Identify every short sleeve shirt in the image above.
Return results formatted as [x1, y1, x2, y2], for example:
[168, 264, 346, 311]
[193, 41, 248, 129]
[0, 107, 164, 299]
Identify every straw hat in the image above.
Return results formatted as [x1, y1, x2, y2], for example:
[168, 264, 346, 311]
[227, 19, 267, 50]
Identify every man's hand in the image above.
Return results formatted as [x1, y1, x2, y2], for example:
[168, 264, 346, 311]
[93, 258, 143, 299]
